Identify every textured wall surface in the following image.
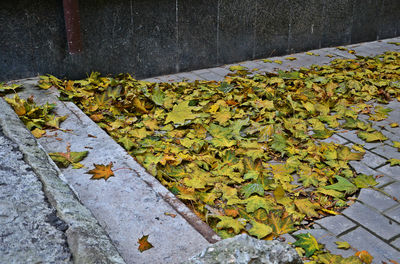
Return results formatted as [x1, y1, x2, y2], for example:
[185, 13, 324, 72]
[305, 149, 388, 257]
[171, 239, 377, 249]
[1, 0, 399, 81]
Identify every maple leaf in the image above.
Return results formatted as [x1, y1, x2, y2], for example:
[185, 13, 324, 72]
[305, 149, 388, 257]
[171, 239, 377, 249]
[357, 131, 388, 142]
[165, 101, 199, 125]
[138, 235, 153, 252]
[318, 253, 362, 264]
[387, 159, 400, 166]
[151, 86, 165, 106]
[353, 174, 377, 188]
[294, 199, 320, 218]
[293, 233, 319, 257]
[248, 220, 272, 239]
[355, 250, 373, 264]
[49, 144, 88, 169]
[266, 212, 295, 236]
[118, 136, 136, 150]
[86, 162, 114, 180]
[240, 183, 264, 198]
[245, 196, 274, 213]
[324, 176, 357, 195]
[215, 216, 245, 234]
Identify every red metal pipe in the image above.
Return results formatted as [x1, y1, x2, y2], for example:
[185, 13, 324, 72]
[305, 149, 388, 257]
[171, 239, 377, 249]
[63, 0, 82, 54]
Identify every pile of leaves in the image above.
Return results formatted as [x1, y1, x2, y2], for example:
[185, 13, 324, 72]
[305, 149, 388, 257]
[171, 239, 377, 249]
[4, 94, 67, 138]
[21, 51, 400, 261]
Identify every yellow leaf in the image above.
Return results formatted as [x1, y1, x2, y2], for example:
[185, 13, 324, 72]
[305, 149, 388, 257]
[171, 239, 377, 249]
[31, 128, 46, 138]
[165, 101, 199, 125]
[248, 220, 272, 239]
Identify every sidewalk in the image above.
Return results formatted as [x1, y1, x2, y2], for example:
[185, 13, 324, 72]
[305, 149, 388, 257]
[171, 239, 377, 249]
[142, 37, 400, 263]
[1, 37, 399, 263]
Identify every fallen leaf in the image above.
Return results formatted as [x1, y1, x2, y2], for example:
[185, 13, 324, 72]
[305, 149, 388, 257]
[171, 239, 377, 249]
[355, 250, 373, 264]
[293, 233, 319, 257]
[86, 162, 114, 180]
[138, 235, 153, 252]
[335, 241, 351, 249]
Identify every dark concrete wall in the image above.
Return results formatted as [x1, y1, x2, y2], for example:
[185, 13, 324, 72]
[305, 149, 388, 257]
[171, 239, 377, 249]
[1, 0, 399, 81]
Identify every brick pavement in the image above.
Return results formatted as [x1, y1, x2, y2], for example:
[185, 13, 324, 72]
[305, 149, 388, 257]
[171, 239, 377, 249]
[143, 37, 400, 263]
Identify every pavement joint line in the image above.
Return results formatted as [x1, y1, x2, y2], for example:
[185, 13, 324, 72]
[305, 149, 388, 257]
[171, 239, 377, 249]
[343, 200, 400, 242]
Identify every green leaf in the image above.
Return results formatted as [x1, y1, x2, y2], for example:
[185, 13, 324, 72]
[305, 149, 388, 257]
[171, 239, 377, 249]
[217, 82, 234, 93]
[271, 134, 287, 154]
[245, 196, 274, 213]
[241, 183, 264, 198]
[151, 86, 165, 106]
[293, 233, 319, 257]
[215, 216, 245, 234]
[353, 174, 378, 188]
[118, 136, 136, 150]
[357, 131, 388, 142]
[248, 220, 272, 239]
[387, 158, 400, 166]
[324, 176, 357, 195]
[335, 241, 351, 249]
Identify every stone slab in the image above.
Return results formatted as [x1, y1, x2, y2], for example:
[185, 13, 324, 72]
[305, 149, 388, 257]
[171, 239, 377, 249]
[315, 215, 357, 236]
[384, 205, 400, 224]
[0, 97, 125, 264]
[378, 164, 400, 181]
[342, 202, 400, 240]
[0, 130, 71, 264]
[383, 182, 400, 204]
[12, 81, 215, 264]
[358, 188, 398, 212]
[340, 227, 400, 263]
[293, 228, 353, 258]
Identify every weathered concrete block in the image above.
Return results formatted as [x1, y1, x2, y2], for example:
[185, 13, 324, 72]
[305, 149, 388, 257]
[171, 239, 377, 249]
[184, 234, 301, 264]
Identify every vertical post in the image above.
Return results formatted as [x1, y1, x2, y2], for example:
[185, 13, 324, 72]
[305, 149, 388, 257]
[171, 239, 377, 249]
[63, 0, 82, 54]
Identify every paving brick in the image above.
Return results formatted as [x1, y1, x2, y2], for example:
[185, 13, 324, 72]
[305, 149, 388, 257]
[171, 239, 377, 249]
[175, 72, 202, 82]
[207, 67, 230, 77]
[156, 74, 180, 82]
[293, 228, 353, 258]
[191, 68, 212, 75]
[315, 215, 356, 236]
[238, 60, 264, 70]
[340, 227, 400, 263]
[385, 205, 400, 224]
[378, 165, 400, 181]
[380, 129, 400, 143]
[347, 148, 387, 169]
[391, 237, 400, 250]
[358, 188, 398, 212]
[342, 202, 400, 240]
[141, 77, 162, 83]
[198, 72, 224, 81]
[383, 183, 400, 205]
[320, 134, 349, 145]
[371, 144, 400, 160]
[337, 130, 384, 150]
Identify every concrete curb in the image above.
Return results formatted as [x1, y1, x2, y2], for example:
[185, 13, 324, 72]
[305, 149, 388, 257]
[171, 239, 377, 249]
[0, 98, 126, 264]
